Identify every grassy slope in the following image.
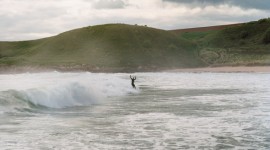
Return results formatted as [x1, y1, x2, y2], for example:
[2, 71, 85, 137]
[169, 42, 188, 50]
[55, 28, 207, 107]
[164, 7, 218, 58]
[1, 20, 269, 71]
[0, 24, 202, 71]
[175, 19, 270, 66]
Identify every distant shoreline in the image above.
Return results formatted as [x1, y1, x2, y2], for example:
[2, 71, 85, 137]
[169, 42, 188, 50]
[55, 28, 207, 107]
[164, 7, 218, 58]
[0, 66, 269, 74]
[166, 66, 270, 73]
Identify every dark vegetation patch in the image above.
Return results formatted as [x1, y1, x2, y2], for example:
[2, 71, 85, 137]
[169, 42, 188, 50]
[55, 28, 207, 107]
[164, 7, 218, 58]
[175, 18, 270, 66]
[262, 27, 270, 44]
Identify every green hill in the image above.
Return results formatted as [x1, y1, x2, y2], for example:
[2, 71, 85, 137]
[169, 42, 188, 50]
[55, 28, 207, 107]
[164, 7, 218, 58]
[0, 24, 202, 72]
[1, 19, 270, 72]
[174, 18, 270, 66]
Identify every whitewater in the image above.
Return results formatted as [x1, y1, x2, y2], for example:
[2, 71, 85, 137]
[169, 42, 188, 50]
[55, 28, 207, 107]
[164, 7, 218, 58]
[0, 72, 269, 149]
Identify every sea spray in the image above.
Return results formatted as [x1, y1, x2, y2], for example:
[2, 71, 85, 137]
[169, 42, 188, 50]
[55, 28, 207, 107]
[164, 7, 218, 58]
[0, 72, 138, 109]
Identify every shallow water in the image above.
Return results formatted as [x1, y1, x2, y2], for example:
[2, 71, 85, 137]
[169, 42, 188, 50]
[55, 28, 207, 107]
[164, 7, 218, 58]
[0, 72, 269, 149]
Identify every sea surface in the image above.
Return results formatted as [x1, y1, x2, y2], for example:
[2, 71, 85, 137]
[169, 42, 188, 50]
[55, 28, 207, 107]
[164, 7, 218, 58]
[0, 72, 269, 149]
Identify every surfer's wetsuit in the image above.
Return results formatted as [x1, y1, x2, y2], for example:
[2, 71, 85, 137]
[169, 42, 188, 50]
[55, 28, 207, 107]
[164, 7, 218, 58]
[130, 75, 136, 89]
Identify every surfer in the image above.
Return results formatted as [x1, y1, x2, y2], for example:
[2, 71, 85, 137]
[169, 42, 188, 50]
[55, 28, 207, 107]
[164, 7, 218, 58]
[130, 75, 136, 89]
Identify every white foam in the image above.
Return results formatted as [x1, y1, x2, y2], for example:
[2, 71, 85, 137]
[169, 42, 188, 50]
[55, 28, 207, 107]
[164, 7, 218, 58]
[0, 72, 138, 108]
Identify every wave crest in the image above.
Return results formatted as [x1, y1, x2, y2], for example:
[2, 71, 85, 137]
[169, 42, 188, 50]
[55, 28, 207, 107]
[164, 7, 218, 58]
[0, 72, 137, 110]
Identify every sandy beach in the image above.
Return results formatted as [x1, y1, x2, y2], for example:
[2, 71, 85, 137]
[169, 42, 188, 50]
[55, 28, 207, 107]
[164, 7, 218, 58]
[0, 66, 270, 74]
[167, 66, 270, 73]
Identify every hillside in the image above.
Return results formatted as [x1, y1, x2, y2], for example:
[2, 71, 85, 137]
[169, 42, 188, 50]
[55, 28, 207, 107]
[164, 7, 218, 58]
[171, 23, 242, 34]
[0, 24, 203, 72]
[173, 18, 270, 66]
[1, 19, 270, 73]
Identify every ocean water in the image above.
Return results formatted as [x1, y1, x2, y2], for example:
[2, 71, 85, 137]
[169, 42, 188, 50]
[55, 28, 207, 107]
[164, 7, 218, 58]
[0, 72, 269, 149]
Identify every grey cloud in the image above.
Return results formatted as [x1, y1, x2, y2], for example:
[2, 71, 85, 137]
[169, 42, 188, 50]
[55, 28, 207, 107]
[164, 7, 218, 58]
[92, 0, 126, 9]
[163, 0, 270, 10]
[233, 0, 270, 10]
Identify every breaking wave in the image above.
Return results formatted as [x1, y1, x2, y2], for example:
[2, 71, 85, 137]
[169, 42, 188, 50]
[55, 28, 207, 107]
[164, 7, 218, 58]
[0, 72, 137, 111]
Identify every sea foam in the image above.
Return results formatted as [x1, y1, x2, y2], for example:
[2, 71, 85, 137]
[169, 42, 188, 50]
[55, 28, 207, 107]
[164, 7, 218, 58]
[0, 72, 137, 109]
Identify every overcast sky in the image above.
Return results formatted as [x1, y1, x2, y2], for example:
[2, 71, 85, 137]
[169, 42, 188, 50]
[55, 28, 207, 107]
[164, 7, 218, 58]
[0, 0, 269, 41]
